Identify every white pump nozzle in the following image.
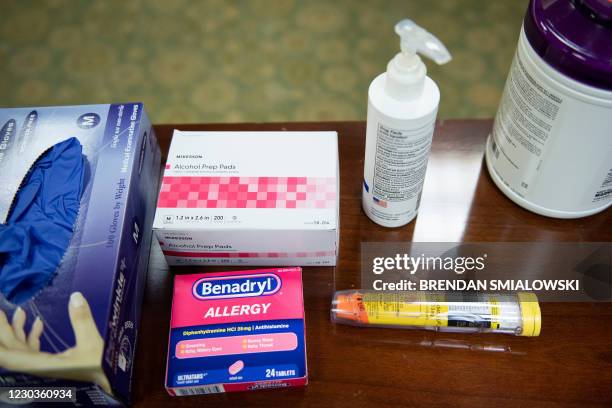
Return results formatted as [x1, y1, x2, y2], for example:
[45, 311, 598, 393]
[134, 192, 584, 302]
[394, 19, 452, 65]
[384, 19, 451, 100]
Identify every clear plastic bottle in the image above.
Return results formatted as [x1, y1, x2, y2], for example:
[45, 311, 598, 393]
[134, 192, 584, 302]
[362, 19, 451, 227]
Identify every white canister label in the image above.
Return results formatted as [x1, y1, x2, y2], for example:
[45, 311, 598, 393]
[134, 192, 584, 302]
[490, 49, 563, 196]
[594, 168, 612, 203]
[488, 28, 612, 217]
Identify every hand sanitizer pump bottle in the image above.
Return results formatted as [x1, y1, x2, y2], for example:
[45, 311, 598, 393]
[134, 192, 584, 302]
[362, 19, 451, 228]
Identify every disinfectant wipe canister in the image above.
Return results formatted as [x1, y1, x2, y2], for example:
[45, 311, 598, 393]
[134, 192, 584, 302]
[487, 0, 612, 218]
[362, 20, 451, 228]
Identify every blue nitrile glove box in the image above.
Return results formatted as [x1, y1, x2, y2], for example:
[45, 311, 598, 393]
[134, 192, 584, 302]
[0, 103, 161, 406]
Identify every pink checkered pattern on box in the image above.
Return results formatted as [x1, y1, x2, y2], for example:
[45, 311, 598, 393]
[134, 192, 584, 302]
[157, 176, 336, 209]
[162, 250, 336, 258]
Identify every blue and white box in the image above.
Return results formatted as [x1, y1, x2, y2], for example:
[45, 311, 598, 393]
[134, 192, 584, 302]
[0, 103, 161, 405]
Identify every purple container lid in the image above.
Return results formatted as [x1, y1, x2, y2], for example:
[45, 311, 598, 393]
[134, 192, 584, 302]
[524, 0, 612, 91]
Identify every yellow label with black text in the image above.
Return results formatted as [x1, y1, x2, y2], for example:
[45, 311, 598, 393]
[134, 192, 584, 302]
[362, 292, 449, 327]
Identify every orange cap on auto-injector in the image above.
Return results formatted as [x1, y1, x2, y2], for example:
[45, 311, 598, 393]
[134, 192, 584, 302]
[331, 291, 369, 325]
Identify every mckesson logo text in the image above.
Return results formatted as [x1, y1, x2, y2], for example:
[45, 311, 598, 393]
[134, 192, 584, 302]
[192, 274, 281, 300]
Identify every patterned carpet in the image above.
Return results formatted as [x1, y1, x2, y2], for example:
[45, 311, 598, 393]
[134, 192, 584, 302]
[1, 0, 529, 123]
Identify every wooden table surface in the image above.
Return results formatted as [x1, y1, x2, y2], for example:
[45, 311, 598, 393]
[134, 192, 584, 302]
[134, 120, 612, 407]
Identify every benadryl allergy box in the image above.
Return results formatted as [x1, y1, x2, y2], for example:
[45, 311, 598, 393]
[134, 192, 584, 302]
[153, 131, 339, 266]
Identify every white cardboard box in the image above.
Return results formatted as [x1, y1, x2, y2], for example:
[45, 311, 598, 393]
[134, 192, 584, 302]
[153, 131, 339, 266]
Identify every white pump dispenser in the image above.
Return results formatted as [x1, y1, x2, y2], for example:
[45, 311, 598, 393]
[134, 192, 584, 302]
[385, 20, 451, 99]
[362, 19, 451, 227]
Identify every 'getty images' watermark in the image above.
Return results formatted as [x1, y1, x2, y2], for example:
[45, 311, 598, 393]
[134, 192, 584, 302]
[360, 242, 612, 302]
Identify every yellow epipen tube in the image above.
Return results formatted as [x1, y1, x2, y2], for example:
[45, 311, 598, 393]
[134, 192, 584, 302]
[331, 290, 541, 336]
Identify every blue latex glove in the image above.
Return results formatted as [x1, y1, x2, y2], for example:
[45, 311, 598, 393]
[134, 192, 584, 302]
[0, 137, 85, 304]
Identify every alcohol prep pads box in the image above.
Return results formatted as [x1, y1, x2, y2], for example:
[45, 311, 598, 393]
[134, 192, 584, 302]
[166, 267, 307, 395]
[153, 131, 339, 266]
